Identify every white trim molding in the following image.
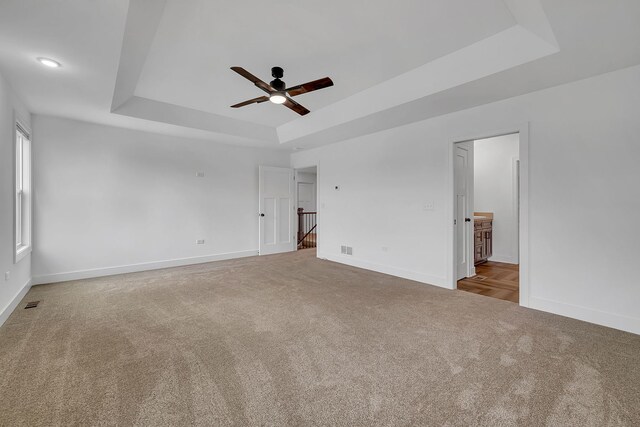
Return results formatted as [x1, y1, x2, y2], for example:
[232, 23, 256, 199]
[0, 278, 32, 327]
[32, 250, 258, 285]
[529, 296, 640, 336]
[323, 253, 449, 289]
[488, 255, 519, 264]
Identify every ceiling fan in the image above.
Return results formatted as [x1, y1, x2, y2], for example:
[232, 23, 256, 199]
[230, 66, 333, 116]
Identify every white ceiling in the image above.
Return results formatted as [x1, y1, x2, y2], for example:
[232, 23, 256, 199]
[135, 0, 515, 126]
[0, 1, 127, 125]
[0, 0, 639, 150]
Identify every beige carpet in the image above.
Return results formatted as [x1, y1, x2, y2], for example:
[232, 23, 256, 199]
[1, 250, 638, 426]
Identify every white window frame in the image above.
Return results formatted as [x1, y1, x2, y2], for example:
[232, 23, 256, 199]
[14, 117, 32, 263]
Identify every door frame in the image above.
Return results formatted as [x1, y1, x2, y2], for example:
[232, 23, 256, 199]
[293, 162, 320, 254]
[447, 123, 530, 307]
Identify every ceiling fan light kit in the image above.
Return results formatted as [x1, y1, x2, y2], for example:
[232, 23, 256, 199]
[230, 66, 333, 116]
[269, 93, 287, 104]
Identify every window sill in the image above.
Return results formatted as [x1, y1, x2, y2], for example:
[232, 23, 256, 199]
[15, 245, 31, 264]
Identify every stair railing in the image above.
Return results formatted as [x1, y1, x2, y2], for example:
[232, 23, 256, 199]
[297, 208, 317, 248]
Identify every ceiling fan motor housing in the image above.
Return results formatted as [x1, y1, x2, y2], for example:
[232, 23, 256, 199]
[270, 78, 286, 91]
[270, 66, 286, 91]
[271, 66, 284, 78]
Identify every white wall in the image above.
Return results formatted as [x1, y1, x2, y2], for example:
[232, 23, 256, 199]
[474, 134, 519, 264]
[0, 72, 32, 325]
[32, 116, 289, 283]
[295, 171, 317, 212]
[292, 64, 640, 335]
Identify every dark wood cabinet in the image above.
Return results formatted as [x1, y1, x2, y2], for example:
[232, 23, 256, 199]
[474, 213, 493, 265]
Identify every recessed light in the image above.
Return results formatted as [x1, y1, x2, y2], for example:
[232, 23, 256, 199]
[37, 57, 61, 68]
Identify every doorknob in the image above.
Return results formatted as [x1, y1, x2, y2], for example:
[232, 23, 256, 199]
[465, 218, 471, 222]
[259, 213, 265, 217]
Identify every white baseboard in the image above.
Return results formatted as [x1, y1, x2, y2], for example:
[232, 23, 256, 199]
[488, 255, 519, 264]
[322, 253, 450, 289]
[529, 296, 640, 335]
[32, 250, 259, 285]
[0, 278, 32, 327]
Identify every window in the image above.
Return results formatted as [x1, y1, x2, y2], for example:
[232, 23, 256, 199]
[15, 121, 31, 262]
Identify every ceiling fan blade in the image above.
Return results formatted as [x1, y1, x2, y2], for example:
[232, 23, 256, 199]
[230, 96, 270, 108]
[230, 66, 274, 94]
[286, 77, 333, 97]
[283, 97, 310, 116]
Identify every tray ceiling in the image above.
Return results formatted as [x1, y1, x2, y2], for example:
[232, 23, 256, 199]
[1, 0, 639, 149]
[135, 0, 516, 127]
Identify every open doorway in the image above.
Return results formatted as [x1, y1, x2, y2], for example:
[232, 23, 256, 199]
[454, 133, 521, 303]
[295, 166, 317, 250]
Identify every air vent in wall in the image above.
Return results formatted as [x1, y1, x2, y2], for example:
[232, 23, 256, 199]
[341, 245, 353, 255]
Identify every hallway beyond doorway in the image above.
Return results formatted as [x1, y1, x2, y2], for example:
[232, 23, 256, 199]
[296, 166, 317, 250]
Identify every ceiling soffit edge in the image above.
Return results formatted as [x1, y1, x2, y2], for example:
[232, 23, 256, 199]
[110, 0, 558, 147]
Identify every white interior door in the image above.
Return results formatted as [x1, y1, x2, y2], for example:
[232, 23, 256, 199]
[455, 144, 473, 280]
[259, 166, 295, 255]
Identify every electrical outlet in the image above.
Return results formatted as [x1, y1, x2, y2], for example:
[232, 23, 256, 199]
[423, 201, 435, 211]
[196, 172, 205, 177]
[382, 246, 388, 252]
[4, 271, 10, 281]
[196, 239, 205, 245]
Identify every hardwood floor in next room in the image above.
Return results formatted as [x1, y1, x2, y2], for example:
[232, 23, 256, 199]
[457, 261, 519, 303]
